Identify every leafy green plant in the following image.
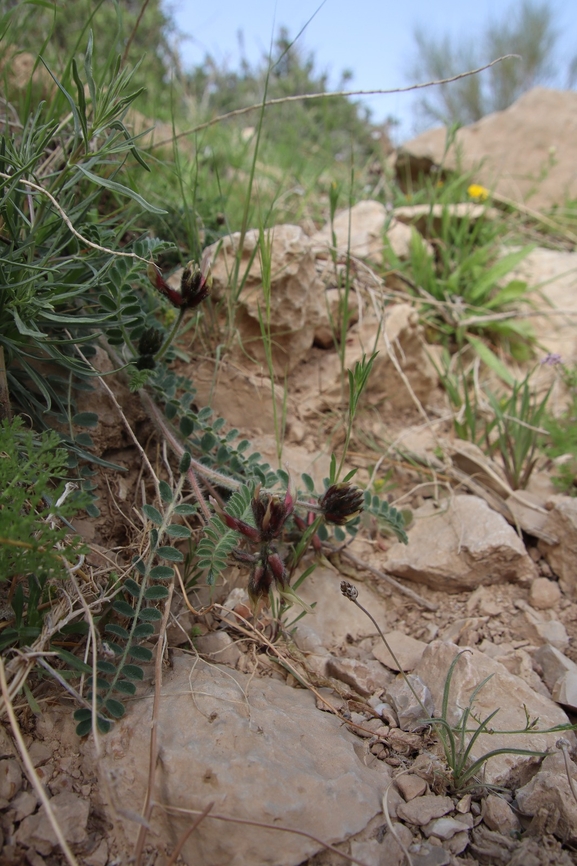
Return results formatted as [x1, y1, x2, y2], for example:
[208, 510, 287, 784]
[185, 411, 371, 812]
[0, 416, 87, 648]
[0, 28, 170, 449]
[385, 202, 535, 378]
[438, 354, 551, 490]
[422, 650, 567, 793]
[543, 360, 577, 494]
[485, 370, 552, 490]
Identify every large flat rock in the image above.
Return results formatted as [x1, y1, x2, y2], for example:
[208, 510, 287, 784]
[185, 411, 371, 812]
[383, 495, 537, 592]
[99, 654, 388, 865]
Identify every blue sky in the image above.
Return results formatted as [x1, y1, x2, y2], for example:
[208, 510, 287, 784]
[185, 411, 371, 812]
[168, 0, 577, 141]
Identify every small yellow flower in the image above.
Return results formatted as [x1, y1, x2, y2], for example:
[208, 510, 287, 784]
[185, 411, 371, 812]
[467, 183, 489, 201]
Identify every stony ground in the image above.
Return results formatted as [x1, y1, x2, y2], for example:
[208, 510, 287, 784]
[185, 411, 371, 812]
[3, 193, 577, 866]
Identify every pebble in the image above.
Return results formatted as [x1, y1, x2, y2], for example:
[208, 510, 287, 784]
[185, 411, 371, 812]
[0, 759, 22, 801]
[10, 789, 37, 821]
[396, 773, 427, 801]
[529, 577, 561, 610]
[28, 741, 52, 768]
[456, 794, 472, 813]
[397, 794, 454, 826]
[482, 793, 521, 834]
[422, 815, 469, 840]
[385, 674, 434, 731]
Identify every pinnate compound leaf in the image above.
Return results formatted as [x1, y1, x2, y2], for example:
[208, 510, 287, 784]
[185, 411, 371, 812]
[76, 719, 92, 737]
[139, 608, 162, 622]
[74, 708, 92, 722]
[97, 661, 116, 674]
[72, 412, 99, 428]
[124, 578, 141, 597]
[133, 623, 155, 639]
[105, 624, 129, 640]
[174, 503, 196, 515]
[114, 680, 136, 695]
[159, 480, 173, 503]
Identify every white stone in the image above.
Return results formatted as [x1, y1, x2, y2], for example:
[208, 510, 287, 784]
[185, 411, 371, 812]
[372, 631, 427, 672]
[99, 654, 389, 866]
[529, 577, 561, 610]
[384, 496, 537, 592]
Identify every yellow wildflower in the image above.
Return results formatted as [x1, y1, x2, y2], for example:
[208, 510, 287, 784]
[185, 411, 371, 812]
[467, 183, 489, 201]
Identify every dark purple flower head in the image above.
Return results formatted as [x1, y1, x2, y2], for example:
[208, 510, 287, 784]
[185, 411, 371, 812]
[251, 483, 294, 541]
[320, 482, 364, 525]
[147, 249, 212, 310]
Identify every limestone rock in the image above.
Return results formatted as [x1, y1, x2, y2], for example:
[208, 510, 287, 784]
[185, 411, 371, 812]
[414, 640, 573, 787]
[372, 631, 427, 672]
[482, 793, 521, 834]
[205, 225, 326, 375]
[533, 644, 577, 692]
[516, 751, 577, 843]
[384, 495, 537, 592]
[379, 823, 415, 866]
[396, 794, 453, 826]
[310, 200, 431, 265]
[552, 672, 577, 710]
[194, 630, 242, 667]
[529, 577, 561, 610]
[100, 654, 389, 866]
[325, 657, 394, 696]
[511, 249, 577, 372]
[538, 495, 577, 597]
[385, 674, 434, 731]
[0, 759, 22, 801]
[514, 600, 569, 649]
[396, 773, 427, 801]
[15, 791, 89, 856]
[399, 88, 577, 210]
[295, 567, 389, 649]
[422, 815, 469, 840]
